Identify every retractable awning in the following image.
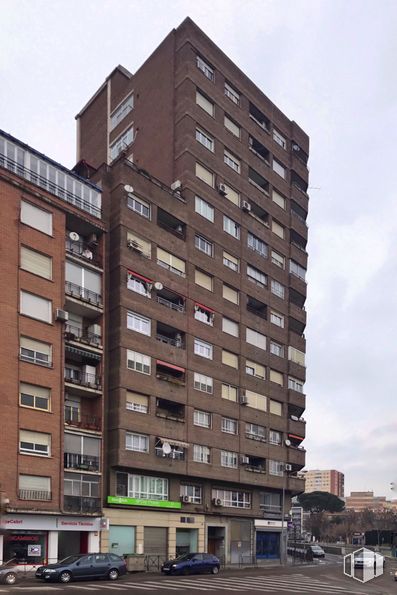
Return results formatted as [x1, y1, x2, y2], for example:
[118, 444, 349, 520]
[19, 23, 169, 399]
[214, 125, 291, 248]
[156, 360, 185, 373]
[158, 437, 190, 448]
[65, 345, 101, 361]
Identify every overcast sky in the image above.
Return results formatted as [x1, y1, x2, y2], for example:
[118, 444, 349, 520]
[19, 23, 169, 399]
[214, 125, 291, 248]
[2, 0, 396, 498]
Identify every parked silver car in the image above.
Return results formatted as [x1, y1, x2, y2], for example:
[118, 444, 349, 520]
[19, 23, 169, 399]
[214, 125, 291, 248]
[0, 559, 20, 585]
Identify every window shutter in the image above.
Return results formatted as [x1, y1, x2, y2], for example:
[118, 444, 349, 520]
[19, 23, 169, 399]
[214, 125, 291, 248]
[19, 474, 50, 490]
[20, 337, 51, 357]
[127, 231, 151, 257]
[21, 201, 52, 235]
[222, 350, 238, 368]
[21, 247, 52, 279]
[20, 291, 52, 323]
[269, 400, 282, 416]
[246, 390, 267, 411]
[269, 370, 283, 386]
[195, 163, 214, 187]
[126, 391, 149, 407]
[20, 430, 50, 446]
[195, 269, 213, 291]
[222, 284, 238, 303]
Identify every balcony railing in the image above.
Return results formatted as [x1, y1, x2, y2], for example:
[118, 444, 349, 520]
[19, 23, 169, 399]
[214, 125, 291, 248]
[65, 281, 102, 306]
[156, 296, 185, 312]
[18, 489, 51, 501]
[65, 368, 101, 389]
[63, 495, 101, 514]
[65, 238, 101, 267]
[155, 447, 185, 460]
[64, 410, 101, 431]
[246, 465, 266, 474]
[65, 323, 101, 347]
[260, 503, 282, 515]
[156, 333, 184, 348]
[157, 259, 186, 277]
[64, 452, 100, 471]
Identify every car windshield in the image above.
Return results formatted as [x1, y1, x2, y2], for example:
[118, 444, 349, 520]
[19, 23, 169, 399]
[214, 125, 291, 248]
[175, 553, 195, 561]
[59, 555, 81, 565]
[1, 559, 17, 568]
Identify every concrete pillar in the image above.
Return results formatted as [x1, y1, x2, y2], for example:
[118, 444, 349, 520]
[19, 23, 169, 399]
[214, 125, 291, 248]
[136, 525, 144, 554]
[0, 534, 3, 565]
[168, 526, 176, 559]
[47, 531, 58, 564]
[88, 531, 100, 552]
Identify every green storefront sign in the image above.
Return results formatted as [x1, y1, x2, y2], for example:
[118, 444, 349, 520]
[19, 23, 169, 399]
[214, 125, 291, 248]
[107, 496, 181, 509]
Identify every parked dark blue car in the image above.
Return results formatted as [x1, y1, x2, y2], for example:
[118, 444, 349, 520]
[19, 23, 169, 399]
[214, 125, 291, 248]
[161, 553, 220, 575]
[35, 553, 127, 583]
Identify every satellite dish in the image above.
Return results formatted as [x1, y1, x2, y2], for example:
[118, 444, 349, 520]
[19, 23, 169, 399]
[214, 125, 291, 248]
[124, 184, 134, 193]
[162, 442, 171, 455]
[69, 232, 80, 242]
[284, 439, 291, 447]
[290, 415, 299, 422]
[154, 282, 163, 291]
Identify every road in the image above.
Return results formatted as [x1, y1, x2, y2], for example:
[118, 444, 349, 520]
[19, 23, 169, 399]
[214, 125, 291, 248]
[2, 556, 397, 594]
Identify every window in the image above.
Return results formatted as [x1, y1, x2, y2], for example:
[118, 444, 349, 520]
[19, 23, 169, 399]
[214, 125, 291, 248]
[194, 338, 213, 359]
[193, 444, 210, 463]
[196, 56, 214, 80]
[117, 473, 168, 500]
[245, 360, 265, 379]
[223, 216, 240, 239]
[273, 159, 286, 179]
[127, 271, 152, 297]
[20, 337, 51, 366]
[269, 460, 284, 476]
[271, 250, 285, 269]
[246, 328, 266, 350]
[273, 129, 286, 149]
[222, 183, 240, 206]
[270, 310, 284, 328]
[270, 341, 284, 358]
[223, 251, 239, 272]
[221, 450, 238, 468]
[272, 189, 286, 210]
[224, 82, 240, 104]
[195, 269, 213, 291]
[195, 196, 214, 222]
[127, 311, 151, 336]
[247, 264, 267, 287]
[127, 194, 150, 219]
[127, 230, 151, 258]
[248, 232, 268, 257]
[195, 162, 214, 187]
[222, 317, 239, 337]
[194, 372, 213, 394]
[20, 246, 52, 280]
[21, 201, 52, 235]
[246, 423, 266, 441]
[110, 94, 134, 130]
[20, 291, 52, 323]
[222, 350, 238, 368]
[19, 430, 50, 456]
[288, 346, 306, 367]
[126, 432, 149, 453]
[223, 284, 239, 304]
[194, 304, 214, 326]
[224, 115, 240, 138]
[157, 248, 186, 276]
[212, 489, 250, 509]
[195, 234, 213, 257]
[272, 220, 285, 239]
[290, 260, 307, 281]
[126, 391, 149, 413]
[249, 102, 270, 131]
[269, 430, 282, 445]
[64, 472, 99, 499]
[194, 410, 211, 428]
[20, 383, 50, 411]
[196, 127, 214, 152]
[127, 349, 151, 375]
[288, 377, 304, 393]
[222, 417, 238, 435]
[222, 383, 238, 402]
[196, 89, 214, 116]
[224, 149, 240, 173]
[269, 399, 282, 416]
[180, 484, 202, 503]
[245, 390, 267, 411]
[110, 127, 134, 160]
[260, 491, 282, 512]
[65, 262, 101, 297]
[18, 475, 51, 500]
[270, 369, 283, 386]
[271, 279, 285, 299]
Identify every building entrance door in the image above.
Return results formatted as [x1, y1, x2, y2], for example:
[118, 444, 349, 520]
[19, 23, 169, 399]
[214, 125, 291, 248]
[256, 531, 280, 559]
[207, 526, 225, 560]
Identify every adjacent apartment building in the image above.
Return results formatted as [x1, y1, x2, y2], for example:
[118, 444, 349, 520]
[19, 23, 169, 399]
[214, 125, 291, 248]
[302, 470, 344, 498]
[0, 130, 106, 564]
[76, 17, 309, 563]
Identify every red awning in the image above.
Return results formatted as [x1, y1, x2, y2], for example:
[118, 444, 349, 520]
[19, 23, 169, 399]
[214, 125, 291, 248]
[156, 360, 185, 373]
[195, 302, 215, 313]
[128, 270, 152, 283]
[288, 434, 304, 441]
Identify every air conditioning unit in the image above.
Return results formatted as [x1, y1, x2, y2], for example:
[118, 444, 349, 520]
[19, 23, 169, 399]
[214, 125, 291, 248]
[127, 239, 143, 253]
[171, 180, 182, 191]
[242, 200, 251, 212]
[240, 394, 248, 405]
[285, 464, 292, 472]
[212, 498, 222, 507]
[218, 183, 227, 195]
[241, 455, 250, 465]
[180, 495, 190, 504]
[87, 233, 98, 245]
[56, 309, 69, 323]
[88, 324, 101, 337]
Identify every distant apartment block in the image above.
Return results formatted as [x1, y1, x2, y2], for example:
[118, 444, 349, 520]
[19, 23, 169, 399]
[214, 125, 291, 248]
[302, 469, 344, 498]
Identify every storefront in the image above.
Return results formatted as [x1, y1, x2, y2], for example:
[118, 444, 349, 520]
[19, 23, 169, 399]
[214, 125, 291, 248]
[0, 514, 103, 566]
[254, 519, 282, 561]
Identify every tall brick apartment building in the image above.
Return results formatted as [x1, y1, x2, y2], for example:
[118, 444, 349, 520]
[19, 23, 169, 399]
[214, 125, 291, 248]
[76, 17, 309, 563]
[0, 131, 106, 564]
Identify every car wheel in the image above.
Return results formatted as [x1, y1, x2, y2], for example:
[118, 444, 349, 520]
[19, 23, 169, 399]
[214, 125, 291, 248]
[59, 571, 72, 584]
[4, 572, 17, 585]
[108, 568, 119, 581]
[211, 566, 220, 575]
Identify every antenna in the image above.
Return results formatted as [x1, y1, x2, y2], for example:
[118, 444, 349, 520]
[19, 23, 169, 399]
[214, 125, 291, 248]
[162, 442, 171, 455]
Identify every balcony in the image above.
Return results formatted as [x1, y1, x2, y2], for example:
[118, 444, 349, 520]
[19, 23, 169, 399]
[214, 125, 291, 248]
[241, 455, 266, 474]
[18, 489, 51, 501]
[65, 322, 102, 348]
[249, 201, 269, 227]
[291, 171, 308, 196]
[65, 281, 102, 307]
[156, 361, 186, 385]
[248, 167, 269, 195]
[64, 409, 101, 432]
[156, 287, 185, 312]
[249, 135, 270, 164]
[289, 288, 306, 310]
[290, 229, 307, 253]
[157, 208, 186, 239]
[289, 317, 306, 337]
[65, 367, 101, 390]
[247, 296, 267, 320]
[156, 322, 185, 348]
[63, 495, 101, 514]
[249, 102, 270, 133]
[64, 452, 100, 472]
[155, 438, 186, 460]
[65, 235, 101, 268]
[260, 503, 282, 518]
[156, 398, 185, 422]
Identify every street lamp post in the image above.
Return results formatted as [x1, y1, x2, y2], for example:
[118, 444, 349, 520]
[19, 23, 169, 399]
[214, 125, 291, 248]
[280, 460, 291, 565]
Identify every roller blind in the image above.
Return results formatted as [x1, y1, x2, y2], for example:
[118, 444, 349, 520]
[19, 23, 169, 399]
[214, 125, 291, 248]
[156, 248, 185, 273]
[20, 383, 50, 399]
[195, 163, 214, 187]
[21, 246, 52, 279]
[196, 91, 214, 116]
[20, 337, 51, 357]
[246, 360, 265, 379]
[222, 284, 239, 303]
[222, 318, 239, 337]
[288, 346, 305, 366]
[272, 221, 285, 239]
[222, 350, 238, 368]
[246, 390, 267, 411]
[269, 399, 282, 416]
[221, 384, 237, 401]
[195, 269, 213, 291]
[224, 116, 240, 137]
[246, 328, 266, 350]
[272, 190, 286, 209]
[223, 184, 240, 206]
[21, 201, 52, 235]
[269, 370, 283, 386]
[20, 291, 52, 323]
[19, 474, 50, 490]
[127, 231, 151, 257]
[20, 430, 50, 445]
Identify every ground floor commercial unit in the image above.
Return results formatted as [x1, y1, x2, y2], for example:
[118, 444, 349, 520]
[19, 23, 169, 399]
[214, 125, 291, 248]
[101, 507, 284, 564]
[0, 513, 103, 565]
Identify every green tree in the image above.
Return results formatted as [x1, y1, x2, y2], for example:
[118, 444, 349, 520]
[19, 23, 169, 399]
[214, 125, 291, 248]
[297, 491, 345, 513]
